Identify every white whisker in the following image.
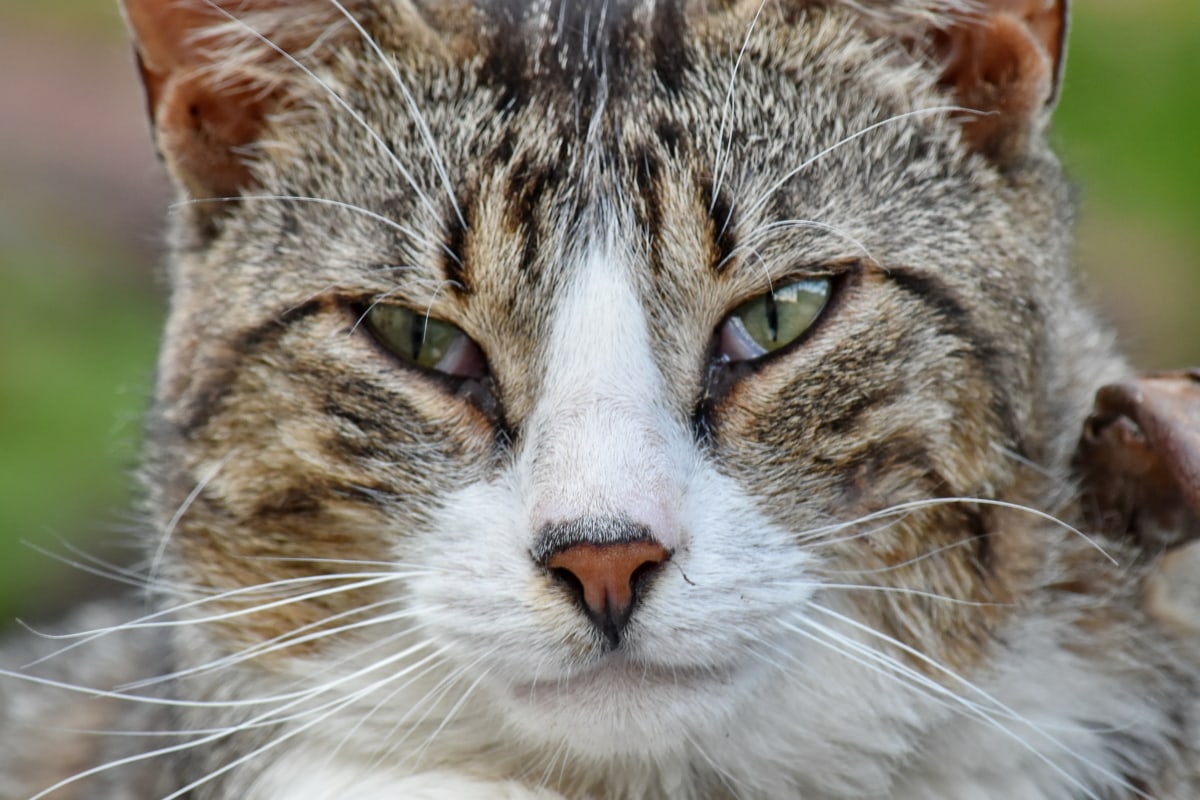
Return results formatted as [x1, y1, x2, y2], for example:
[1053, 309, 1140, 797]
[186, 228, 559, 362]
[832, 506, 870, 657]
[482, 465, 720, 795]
[710, 0, 768, 212]
[718, 218, 876, 270]
[804, 604, 1145, 798]
[814, 582, 1007, 607]
[150, 452, 235, 587]
[796, 496, 1117, 565]
[324, 0, 466, 231]
[171, 194, 443, 255]
[741, 106, 980, 222]
[18, 572, 409, 669]
[197, 1, 445, 226]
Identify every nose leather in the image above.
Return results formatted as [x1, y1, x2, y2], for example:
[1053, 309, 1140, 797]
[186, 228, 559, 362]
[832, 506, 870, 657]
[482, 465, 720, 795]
[546, 540, 669, 621]
[535, 522, 671, 648]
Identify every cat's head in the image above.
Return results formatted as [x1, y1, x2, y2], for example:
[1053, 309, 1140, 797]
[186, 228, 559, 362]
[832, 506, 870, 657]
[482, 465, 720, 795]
[125, 0, 1122, 790]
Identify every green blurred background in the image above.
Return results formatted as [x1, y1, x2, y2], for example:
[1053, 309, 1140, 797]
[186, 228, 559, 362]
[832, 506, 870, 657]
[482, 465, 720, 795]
[1, 1, 1198, 629]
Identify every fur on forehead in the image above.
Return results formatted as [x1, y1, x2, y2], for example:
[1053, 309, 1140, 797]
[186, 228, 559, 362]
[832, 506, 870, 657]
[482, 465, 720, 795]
[137, 0, 997, 77]
[125, 0, 1062, 202]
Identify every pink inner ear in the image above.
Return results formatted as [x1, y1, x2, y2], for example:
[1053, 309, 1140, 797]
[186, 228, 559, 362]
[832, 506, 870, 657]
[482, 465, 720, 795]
[124, 1, 224, 121]
[157, 72, 274, 200]
[122, 0, 289, 198]
[935, 0, 1067, 162]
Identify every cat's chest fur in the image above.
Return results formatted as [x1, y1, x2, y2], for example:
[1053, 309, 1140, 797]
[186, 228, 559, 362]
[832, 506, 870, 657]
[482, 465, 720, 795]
[2, 0, 1199, 798]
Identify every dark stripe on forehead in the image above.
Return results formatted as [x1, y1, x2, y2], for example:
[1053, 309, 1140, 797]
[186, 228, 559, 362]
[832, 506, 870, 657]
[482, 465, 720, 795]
[443, 192, 472, 294]
[477, 0, 689, 106]
[480, 2, 528, 112]
[632, 144, 666, 268]
[505, 150, 562, 277]
[699, 177, 738, 273]
[650, 0, 691, 94]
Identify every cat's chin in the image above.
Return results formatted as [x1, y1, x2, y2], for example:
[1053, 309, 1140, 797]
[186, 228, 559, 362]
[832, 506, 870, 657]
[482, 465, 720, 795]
[496, 653, 751, 759]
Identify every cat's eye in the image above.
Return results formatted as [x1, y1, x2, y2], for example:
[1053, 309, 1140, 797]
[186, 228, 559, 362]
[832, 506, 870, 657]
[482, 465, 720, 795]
[718, 278, 831, 361]
[363, 304, 486, 379]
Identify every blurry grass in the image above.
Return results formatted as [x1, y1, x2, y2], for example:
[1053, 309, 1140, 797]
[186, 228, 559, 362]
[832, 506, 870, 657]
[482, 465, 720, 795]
[0, 230, 160, 624]
[1054, 1, 1200, 368]
[1056, 1, 1200, 231]
[3, 0, 127, 36]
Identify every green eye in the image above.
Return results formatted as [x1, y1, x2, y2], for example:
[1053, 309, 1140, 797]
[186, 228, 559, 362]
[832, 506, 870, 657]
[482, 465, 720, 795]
[364, 304, 486, 378]
[719, 278, 831, 361]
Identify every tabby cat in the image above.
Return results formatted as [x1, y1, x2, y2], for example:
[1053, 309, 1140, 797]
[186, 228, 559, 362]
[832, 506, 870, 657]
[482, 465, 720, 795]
[2, 0, 1199, 798]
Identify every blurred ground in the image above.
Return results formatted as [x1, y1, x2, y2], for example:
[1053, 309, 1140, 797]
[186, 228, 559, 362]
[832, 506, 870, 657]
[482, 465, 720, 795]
[1, 2, 1198, 627]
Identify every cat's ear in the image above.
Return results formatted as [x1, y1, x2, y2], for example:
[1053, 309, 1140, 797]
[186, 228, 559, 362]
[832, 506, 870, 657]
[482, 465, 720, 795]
[121, 0, 372, 200]
[931, 0, 1068, 163]
[124, 0, 271, 200]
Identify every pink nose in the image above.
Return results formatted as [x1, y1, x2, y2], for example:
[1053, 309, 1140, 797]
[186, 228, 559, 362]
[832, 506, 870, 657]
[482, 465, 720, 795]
[545, 539, 670, 647]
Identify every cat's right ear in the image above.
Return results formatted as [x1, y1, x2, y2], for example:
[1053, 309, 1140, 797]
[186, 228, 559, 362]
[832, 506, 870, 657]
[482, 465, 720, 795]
[122, 0, 279, 201]
[932, 0, 1069, 165]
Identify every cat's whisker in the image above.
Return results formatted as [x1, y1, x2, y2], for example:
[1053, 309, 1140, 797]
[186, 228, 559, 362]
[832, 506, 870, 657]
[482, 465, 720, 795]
[363, 645, 502, 778]
[17, 572, 409, 668]
[116, 629, 444, 738]
[992, 441, 1072, 486]
[245, 555, 446, 570]
[24, 571, 406, 641]
[19, 539, 181, 595]
[796, 495, 1118, 565]
[421, 279, 464, 333]
[157, 642, 455, 800]
[780, 615, 1017, 735]
[149, 452, 236, 587]
[172, 194, 445, 256]
[198, 0, 447, 228]
[681, 726, 751, 797]
[323, 0, 467, 232]
[709, 0, 769, 212]
[8, 616, 438, 715]
[244, 636, 447, 731]
[117, 599, 431, 691]
[720, 218, 876, 270]
[352, 282, 459, 335]
[322, 646, 454, 773]
[818, 535, 981, 576]
[803, 605, 1148, 799]
[740, 105, 981, 223]
[28, 637, 454, 800]
[529, 727, 575, 793]
[401, 650, 500, 769]
[813, 582, 1008, 607]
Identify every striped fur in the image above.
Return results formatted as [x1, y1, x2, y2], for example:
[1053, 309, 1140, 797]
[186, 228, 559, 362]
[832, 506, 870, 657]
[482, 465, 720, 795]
[2, 1, 1198, 798]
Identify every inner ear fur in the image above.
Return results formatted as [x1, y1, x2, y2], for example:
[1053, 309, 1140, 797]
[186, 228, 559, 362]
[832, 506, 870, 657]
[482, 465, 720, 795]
[934, 0, 1068, 163]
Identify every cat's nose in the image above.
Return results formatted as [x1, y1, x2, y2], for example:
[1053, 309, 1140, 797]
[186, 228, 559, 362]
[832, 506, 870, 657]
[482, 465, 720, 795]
[539, 535, 670, 648]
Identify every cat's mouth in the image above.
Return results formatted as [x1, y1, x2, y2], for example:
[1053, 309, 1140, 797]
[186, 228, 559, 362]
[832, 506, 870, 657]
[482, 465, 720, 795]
[494, 653, 747, 757]
[509, 652, 736, 700]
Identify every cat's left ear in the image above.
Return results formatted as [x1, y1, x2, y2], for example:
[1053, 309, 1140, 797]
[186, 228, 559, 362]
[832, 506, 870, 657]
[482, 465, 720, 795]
[120, 0, 389, 201]
[932, 0, 1068, 164]
[121, 0, 282, 200]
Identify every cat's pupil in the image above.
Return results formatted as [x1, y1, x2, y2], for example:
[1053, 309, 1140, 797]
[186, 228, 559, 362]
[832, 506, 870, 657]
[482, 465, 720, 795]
[765, 291, 779, 343]
[411, 315, 425, 363]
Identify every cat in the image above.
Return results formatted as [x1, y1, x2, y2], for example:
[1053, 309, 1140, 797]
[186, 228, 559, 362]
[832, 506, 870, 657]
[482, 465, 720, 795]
[2, 0, 1199, 797]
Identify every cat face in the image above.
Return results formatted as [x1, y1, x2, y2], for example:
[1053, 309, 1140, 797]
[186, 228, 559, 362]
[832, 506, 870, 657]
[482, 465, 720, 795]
[127, 0, 1114, 791]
